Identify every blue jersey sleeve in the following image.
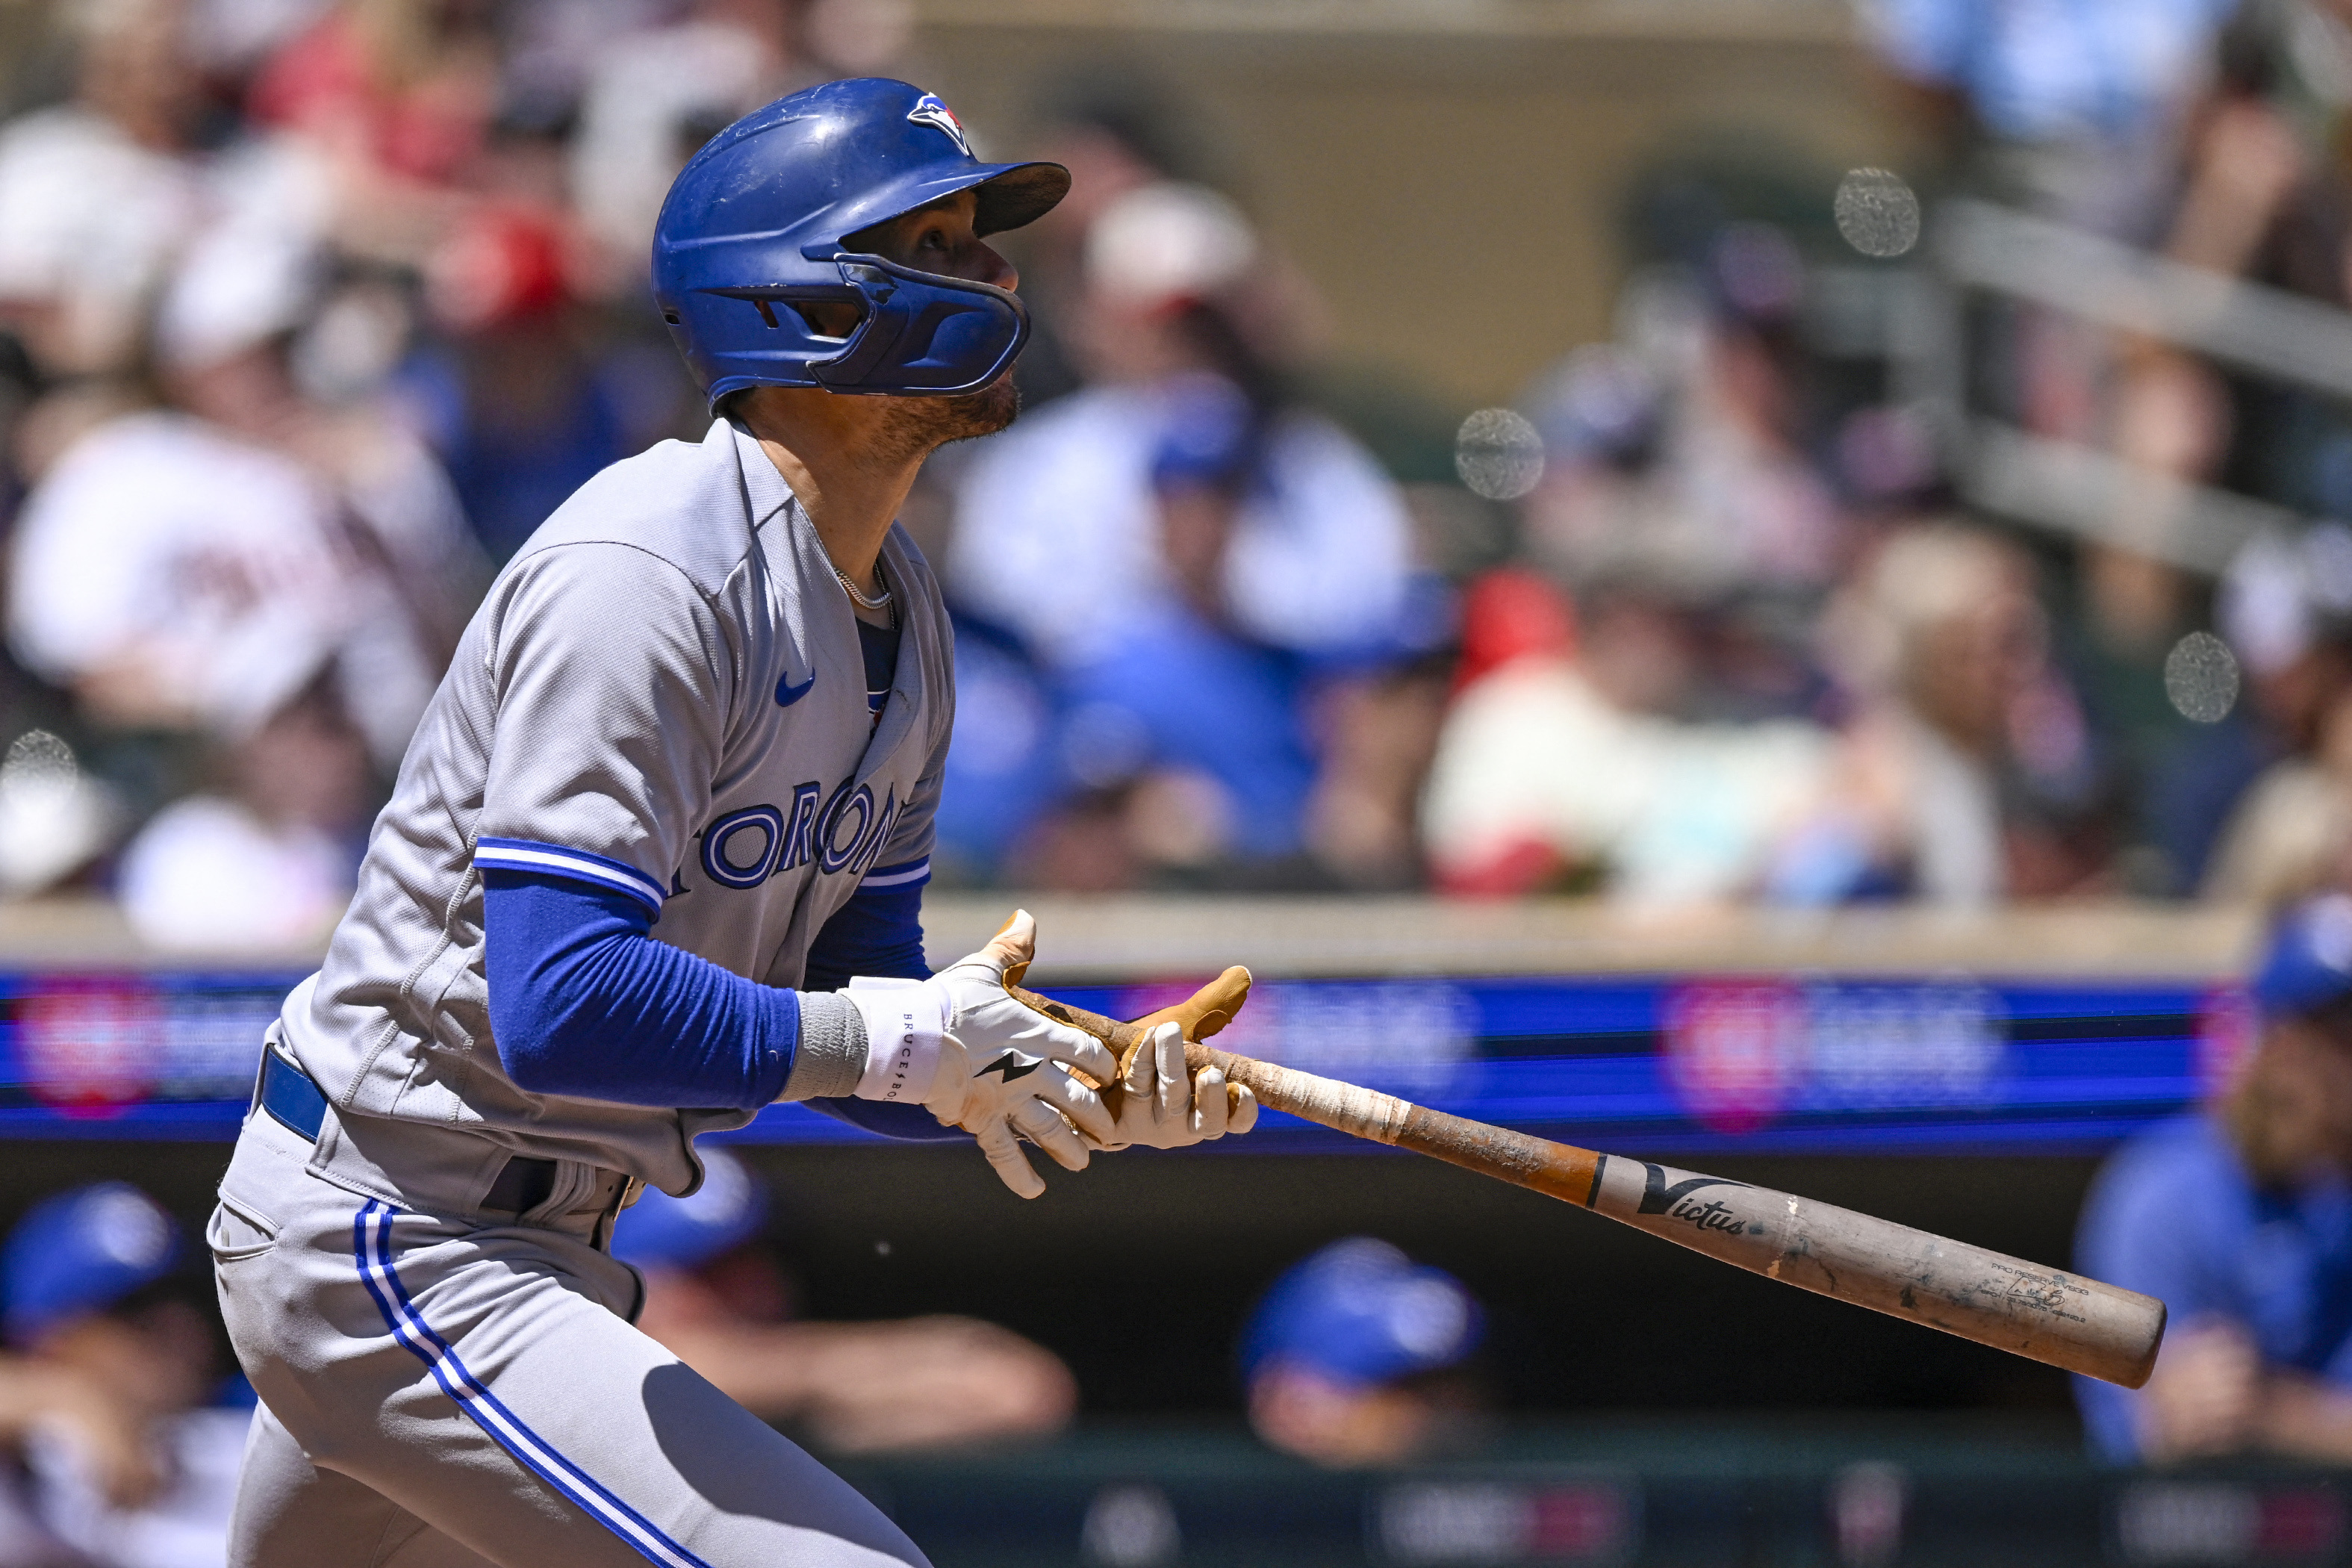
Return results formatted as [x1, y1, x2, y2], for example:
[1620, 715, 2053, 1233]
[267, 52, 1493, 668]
[483, 870, 797, 1110]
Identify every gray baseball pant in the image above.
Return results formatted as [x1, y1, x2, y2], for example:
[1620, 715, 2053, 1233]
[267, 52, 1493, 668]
[210, 1103, 929, 1568]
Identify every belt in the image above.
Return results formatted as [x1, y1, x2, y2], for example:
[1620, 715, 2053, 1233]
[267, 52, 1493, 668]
[255, 1048, 562, 1216]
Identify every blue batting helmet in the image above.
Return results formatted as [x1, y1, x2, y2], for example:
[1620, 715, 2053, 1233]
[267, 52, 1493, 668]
[651, 78, 1068, 406]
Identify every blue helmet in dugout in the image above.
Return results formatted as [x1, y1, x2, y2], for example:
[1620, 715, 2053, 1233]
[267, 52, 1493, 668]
[2253, 893, 2352, 1021]
[652, 78, 1070, 406]
[3, 1183, 182, 1345]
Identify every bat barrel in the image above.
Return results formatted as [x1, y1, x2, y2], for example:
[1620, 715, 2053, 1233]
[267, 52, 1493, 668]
[1192, 1043, 2164, 1389]
[1578, 1154, 2166, 1389]
[1012, 983, 2165, 1389]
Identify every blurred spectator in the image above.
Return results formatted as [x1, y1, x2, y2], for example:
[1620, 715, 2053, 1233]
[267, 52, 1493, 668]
[0, 0, 205, 379]
[1240, 1238, 1484, 1468]
[567, 0, 795, 272]
[4, 327, 449, 944]
[406, 128, 678, 559]
[1503, 222, 1867, 806]
[945, 181, 1437, 889]
[114, 679, 372, 951]
[2160, 0, 2352, 310]
[616, 1149, 1075, 1453]
[1428, 523, 2103, 904]
[957, 182, 1410, 671]
[2076, 896, 2352, 1465]
[244, 0, 500, 261]
[5, 403, 418, 744]
[156, 192, 482, 700]
[995, 69, 1227, 409]
[2203, 528, 2352, 906]
[1865, 0, 2233, 234]
[0, 1183, 246, 1567]
[1519, 234, 1847, 606]
[1768, 524, 2100, 903]
[1421, 569, 1832, 902]
[566, 0, 915, 272]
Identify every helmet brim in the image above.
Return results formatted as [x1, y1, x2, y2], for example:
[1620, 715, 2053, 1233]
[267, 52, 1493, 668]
[839, 161, 1071, 248]
[972, 161, 1071, 236]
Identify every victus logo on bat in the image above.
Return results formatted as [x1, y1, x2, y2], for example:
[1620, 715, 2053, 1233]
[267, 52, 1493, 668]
[1634, 1164, 1764, 1238]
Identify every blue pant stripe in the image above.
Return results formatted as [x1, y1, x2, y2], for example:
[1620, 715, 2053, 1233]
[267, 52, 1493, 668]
[352, 1201, 715, 1568]
[358, 1205, 669, 1525]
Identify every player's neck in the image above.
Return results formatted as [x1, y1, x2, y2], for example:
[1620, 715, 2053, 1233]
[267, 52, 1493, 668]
[735, 391, 923, 597]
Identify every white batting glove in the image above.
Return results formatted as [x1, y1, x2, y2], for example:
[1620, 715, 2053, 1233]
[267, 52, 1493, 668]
[845, 911, 1121, 1198]
[1093, 1021, 1259, 1150]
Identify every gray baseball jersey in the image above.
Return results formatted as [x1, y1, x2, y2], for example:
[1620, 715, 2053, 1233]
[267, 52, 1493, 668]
[276, 417, 951, 1197]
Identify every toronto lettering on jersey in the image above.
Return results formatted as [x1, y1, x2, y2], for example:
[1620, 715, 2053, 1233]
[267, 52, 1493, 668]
[694, 780, 902, 891]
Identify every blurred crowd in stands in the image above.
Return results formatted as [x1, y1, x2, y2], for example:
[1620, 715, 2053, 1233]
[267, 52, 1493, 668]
[6, 0, 2352, 951]
[1427, 0, 2352, 913]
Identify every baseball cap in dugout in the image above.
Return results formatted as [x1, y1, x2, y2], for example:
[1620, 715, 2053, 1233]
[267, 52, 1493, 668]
[2253, 893, 2352, 1022]
[1239, 1237, 1484, 1389]
[611, 1148, 769, 1274]
[2, 1182, 183, 1345]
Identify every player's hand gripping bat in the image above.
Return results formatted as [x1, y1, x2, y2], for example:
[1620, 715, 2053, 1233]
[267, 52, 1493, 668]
[1009, 967, 2165, 1390]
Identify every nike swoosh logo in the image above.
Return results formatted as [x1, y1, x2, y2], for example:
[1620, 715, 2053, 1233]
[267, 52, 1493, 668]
[977, 1053, 1045, 1082]
[775, 673, 815, 706]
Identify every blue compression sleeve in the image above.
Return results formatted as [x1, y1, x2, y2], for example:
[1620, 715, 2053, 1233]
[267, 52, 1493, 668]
[799, 874, 966, 1139]
[483, 869, 796, 1110]
[802, 878, 930, 990]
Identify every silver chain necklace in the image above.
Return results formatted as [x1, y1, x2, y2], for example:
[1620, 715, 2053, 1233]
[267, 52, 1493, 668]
[833, 562, 893, 615]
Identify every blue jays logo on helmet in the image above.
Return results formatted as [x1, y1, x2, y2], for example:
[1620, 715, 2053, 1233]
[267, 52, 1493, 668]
[905, 93, 971, 156]
[650, 78, 1069, 405]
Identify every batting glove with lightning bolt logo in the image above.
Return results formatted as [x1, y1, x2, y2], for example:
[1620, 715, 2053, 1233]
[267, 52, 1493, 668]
[844, 910, 1121, 1198]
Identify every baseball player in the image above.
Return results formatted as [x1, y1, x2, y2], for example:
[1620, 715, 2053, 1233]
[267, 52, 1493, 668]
[208, 78, 1255, 1568]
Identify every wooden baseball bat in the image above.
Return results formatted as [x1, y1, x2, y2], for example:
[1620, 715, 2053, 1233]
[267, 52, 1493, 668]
[1011, 968, 2165, 1390]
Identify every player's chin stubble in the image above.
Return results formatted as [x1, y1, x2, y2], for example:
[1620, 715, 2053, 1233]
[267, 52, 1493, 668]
[869, 375, 1021, 467]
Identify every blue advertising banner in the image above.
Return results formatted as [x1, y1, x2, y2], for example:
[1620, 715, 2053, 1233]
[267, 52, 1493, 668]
[0, 969, 2241, 1154]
